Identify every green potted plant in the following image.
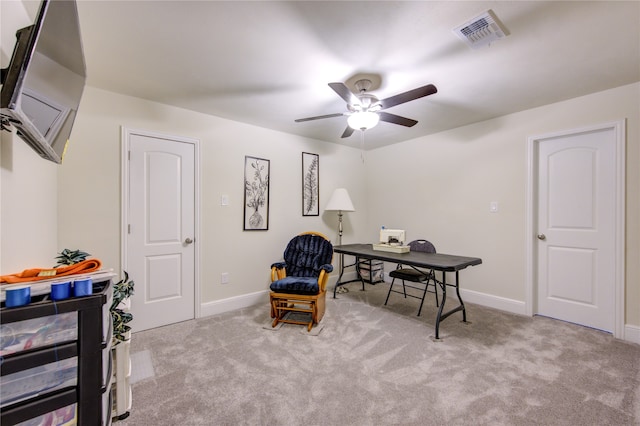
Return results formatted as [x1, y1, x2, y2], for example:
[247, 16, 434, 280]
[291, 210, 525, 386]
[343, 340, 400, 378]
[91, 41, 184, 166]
[55, 248, 91, 267]
[53, 250, 134, 345]
[111, 271, 135, 345]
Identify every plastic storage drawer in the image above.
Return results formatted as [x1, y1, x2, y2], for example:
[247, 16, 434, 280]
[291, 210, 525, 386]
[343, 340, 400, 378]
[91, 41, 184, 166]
[358, 259, 384, 284]
[0, 357, 77, 407]
[0, 312, 77, 356]
[15, 403, 77, 426]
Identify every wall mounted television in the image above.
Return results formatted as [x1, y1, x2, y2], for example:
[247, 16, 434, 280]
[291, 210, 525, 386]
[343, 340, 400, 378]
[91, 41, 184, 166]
[1, 0, 86, 164]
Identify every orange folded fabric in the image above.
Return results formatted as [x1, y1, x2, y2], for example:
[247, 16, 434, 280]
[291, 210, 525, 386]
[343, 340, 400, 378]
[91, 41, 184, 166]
[0, 259, 103, 284]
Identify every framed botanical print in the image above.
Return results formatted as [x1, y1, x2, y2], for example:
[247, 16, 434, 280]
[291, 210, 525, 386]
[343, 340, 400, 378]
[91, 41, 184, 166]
[302, 152, 319, 216]
[244, 156, 270, 230]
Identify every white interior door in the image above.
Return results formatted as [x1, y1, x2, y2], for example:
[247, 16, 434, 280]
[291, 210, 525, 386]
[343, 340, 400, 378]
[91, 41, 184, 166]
[535, 125, 618, 332]
[125, 129, 197, 332]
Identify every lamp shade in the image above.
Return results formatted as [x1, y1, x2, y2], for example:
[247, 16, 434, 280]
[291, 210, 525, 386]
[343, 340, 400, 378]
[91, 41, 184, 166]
[325, 188, 355, 212]
[347, 111, 380, 130]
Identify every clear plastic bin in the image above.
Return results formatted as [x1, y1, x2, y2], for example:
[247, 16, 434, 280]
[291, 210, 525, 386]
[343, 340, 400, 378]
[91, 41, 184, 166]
[358, 260, 384, 283]
[0, 357, 77, 407]
[0, 312, 77, 356]
[15, 403, 77, 426]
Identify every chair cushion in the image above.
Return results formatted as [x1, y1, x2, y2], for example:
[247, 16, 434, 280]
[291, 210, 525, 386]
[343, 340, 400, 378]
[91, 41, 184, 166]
[389, 268, 429, 282]
[270, 276, 320, 295]
[283, 234, 333, 277]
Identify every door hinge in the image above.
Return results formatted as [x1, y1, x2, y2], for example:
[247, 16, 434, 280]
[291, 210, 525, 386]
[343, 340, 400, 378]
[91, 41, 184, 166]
[128, 224, 131, 234]
[128, 150, 131, 161]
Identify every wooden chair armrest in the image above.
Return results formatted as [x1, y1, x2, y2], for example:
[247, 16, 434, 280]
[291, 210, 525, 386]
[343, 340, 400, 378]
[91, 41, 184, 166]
[317, 264, 334, 291]
[318, 269, 329, 291]
[271, 264, 287, 281]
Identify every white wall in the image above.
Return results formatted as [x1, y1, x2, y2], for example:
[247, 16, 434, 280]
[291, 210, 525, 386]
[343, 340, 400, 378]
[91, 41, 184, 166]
[1, 0, 58, 273]
[365, 83, 640, 328]
[57, 87, 367, 304]
[1, 132, 58, 272]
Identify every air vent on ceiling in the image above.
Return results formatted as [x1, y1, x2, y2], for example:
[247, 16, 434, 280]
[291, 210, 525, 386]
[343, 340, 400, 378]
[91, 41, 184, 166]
[453, 9, 509, 50]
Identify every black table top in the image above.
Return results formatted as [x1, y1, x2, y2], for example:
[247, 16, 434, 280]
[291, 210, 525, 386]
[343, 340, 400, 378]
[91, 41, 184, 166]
[334, 244, 482, 272]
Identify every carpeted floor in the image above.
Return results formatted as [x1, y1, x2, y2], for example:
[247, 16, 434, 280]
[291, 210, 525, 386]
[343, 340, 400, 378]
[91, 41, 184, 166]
[115, 282, 640, 425]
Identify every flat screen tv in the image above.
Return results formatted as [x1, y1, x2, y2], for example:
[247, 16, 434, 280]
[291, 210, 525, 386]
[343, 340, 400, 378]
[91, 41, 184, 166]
[1, 0, 86, 164]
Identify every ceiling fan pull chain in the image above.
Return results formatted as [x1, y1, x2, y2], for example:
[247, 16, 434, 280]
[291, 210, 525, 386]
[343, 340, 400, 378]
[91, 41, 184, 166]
[360, 130, 365, 163]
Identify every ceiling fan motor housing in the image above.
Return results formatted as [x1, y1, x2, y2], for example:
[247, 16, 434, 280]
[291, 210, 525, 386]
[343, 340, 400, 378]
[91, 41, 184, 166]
[349, 93, 381, 112]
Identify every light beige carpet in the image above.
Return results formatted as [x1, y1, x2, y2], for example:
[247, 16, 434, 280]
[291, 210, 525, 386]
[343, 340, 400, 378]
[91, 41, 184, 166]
[116, 282, 640, 425]
[261, 311, 325, 335]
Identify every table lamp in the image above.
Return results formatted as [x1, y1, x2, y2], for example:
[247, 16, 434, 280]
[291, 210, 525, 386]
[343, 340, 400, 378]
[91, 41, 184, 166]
[325, 188, 355, 246]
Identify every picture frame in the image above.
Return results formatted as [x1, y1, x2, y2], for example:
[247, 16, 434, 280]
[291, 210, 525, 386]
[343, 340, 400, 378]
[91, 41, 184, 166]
[302, 152, 319, 216]
[244, 156, 270, 230]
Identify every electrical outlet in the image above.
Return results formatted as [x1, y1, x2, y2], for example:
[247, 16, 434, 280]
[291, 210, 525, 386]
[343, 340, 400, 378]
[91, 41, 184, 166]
[221, 272, 229, 284]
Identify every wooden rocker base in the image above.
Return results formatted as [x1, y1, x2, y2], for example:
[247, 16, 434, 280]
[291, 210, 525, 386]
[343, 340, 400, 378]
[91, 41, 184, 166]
[270, 291, 326, 332]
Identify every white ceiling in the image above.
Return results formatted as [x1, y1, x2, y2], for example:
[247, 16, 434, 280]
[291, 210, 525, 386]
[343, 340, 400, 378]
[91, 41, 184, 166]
[70, 1, 638, 150]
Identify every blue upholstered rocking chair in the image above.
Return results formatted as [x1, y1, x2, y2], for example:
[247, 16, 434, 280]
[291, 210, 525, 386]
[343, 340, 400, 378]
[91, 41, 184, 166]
[269, 232, 334, 331]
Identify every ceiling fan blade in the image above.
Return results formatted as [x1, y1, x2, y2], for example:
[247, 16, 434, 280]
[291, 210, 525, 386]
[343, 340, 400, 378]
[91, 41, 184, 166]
[378, 111, 418, 127]
[379, 84, 437, 110]
[328, 82, 355, 104]
[295, 112, 345, 123]
[341, 126, 355, 138]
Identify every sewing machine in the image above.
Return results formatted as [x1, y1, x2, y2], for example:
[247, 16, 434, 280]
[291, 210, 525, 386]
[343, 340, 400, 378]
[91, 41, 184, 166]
[373, 229, 410, 253]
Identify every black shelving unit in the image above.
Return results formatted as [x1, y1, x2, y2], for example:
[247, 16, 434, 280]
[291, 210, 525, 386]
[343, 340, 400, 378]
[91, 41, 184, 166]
[1, 279, 113, 426]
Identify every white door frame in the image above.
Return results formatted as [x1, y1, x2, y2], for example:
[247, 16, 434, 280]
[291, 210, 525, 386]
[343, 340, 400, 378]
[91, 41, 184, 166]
[525, 120, 625, 338]
[120, 127, 201, 320]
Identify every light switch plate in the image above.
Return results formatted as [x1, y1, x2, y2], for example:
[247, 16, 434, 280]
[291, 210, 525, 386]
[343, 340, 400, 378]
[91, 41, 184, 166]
[490, 201, 499, 213]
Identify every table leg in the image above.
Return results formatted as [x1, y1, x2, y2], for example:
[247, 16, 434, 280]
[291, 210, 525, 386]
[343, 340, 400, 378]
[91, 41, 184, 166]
[354, 257, 367, 291]
[333, 254, 365, 298]
[454, 271, 467, 322]
[333, 253, 346, 298]
[434, 270, 466, 339]
[435, 271, 447, 339]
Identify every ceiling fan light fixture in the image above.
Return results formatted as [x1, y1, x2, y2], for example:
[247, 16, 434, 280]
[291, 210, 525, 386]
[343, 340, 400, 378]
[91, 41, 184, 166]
[347, 111, 379, 130]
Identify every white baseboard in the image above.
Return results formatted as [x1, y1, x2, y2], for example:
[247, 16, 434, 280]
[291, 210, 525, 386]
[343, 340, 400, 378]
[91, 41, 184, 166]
[199, 289, 268, 318]
[459, 288, 527, 315]
[624, 324, 640, 345]
[329, 270, 360, 286]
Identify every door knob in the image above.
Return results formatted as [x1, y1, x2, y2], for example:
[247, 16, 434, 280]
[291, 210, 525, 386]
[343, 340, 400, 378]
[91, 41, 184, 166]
[184, 238, 194, 244]
[537, 234, 546, 241]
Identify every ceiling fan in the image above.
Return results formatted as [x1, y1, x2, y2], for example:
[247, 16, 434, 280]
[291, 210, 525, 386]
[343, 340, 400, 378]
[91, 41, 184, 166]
[295, 79, 437, 138]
